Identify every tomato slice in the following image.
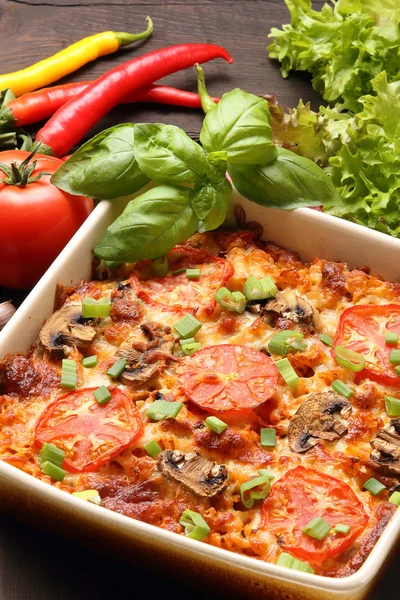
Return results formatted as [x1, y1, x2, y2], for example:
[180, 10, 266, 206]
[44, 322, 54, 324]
[333, 304, 400, 387]
[129, 246, 234, 316]
[177, 344, 278, 413]
[35, 387, 143, 473]
[261, 466, 369, 564]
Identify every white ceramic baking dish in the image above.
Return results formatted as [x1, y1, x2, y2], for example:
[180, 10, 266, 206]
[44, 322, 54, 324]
[1, 191, 400, 600]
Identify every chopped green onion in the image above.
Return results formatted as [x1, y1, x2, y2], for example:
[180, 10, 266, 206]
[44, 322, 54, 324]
[275, 358, 300, 387]
[215, 287, 230, 304]
[144, 439, 162, 457]
[61, 358, 77, 390]
[40, 461, 65, 482]
[107, 358, 128, 378]
[151, 255, 169, 277]
[243, 275, 278, 301]
[268, 330, 307, 357]
[82, 355, 98, 368]
[215, 287, 246, 314]
[334, 523, 350, 535]
[389, 491, 400, 506]
[61, 359, 76, 372]
[332, 380, 354, 399]
[390, 349, 400, 365]
[260, 428, 277, 447]
[320, 334, 333, 347]
[205, 416, 227, 434]
[334, 346, 365, 372]
[258, 469, 275, 477]
[186, 268, 201, 279]
[276, 552, 314, 574]
[180, 337, 195, 347]
[302, 517, 331, 540]
[240, 470, 274, 509]
[173, 314, 202, 338]
[179, 509, 210, 541]
[72, 490, 101, 505]
[146, 400, 183, 421]
[171, 268, 186, 275]
[181, 342, 201, 356]
[93, 385, 112, 405]
[38, 443, 65, 467]
[82, 296, 111, 318]
[386, 332, 399, 345]
[395, 365, 400, 376]
[363, 478, 386, 496]
[230, 291, 247, 313]
[384, 395, 400, 417]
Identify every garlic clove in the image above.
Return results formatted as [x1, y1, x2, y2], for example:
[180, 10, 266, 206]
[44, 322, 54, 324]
[0, 301, 16, 330]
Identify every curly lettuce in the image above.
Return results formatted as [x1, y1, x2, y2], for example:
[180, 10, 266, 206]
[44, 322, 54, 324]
[325, 73, 400, 235]
[270, 72, 400, 235]
[268, 0, 400, 112]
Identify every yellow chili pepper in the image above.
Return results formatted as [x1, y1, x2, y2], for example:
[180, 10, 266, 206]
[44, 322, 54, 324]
[0, 17, 153, 97]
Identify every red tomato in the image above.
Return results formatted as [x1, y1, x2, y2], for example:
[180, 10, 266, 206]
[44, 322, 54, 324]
[261, 466, 369, 564]
[333, 304, 400, 387]
[35, 387, 143, 472]
[0, 151, 93, 289]
[129, 245, 234, 316]
[177, 344, 278, 413]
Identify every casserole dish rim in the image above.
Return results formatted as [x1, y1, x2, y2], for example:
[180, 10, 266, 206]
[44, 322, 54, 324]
[1, 193, 400, 595]
[2, 457, 399, 593]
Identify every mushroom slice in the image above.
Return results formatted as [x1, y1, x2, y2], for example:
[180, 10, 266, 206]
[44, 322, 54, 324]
[263, 292, 317, 327]
[38, 304, 97, 357]
[158, 450, 229, 497]
[117, 321, 176, 384]
[288, 391, 351, 453]
[369, 420, 400, 477]
[390, 417, 400, 435]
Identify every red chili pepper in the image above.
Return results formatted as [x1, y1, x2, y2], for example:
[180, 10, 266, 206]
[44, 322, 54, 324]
[0, 82, 221, 128]
[36, 44, 233, 157]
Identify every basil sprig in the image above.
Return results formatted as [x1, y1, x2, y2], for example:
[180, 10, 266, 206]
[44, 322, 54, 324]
[94, 185, 198, 262]
[52, 76, 340, 264]
[134, 123, 209, 185]
[229, 147, 338, 209]
[193, 178, 232, 232]
[200, 88, 278, 165]
[52, 124, 149, 200]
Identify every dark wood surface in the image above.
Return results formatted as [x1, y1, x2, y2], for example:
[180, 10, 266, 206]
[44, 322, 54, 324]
[0, 0, 397, 598]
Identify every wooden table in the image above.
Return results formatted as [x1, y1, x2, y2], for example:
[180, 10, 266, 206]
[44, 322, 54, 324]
[0, 0, 398, 598]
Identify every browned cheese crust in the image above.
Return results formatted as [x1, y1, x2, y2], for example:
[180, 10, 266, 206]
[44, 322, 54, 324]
[1, 229, 400, 577]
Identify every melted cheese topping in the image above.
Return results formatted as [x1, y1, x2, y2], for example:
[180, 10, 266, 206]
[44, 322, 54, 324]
[1, 230, 399, 577]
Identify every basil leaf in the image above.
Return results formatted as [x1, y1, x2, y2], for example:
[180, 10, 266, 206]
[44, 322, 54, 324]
[193, 178, 232, 231]
[206, 152, 228, 183]
[200, 89, 278, 165]
[134, 123, 208, 185]
[228, 147, 340, 209]
[51, 124, 149, 199]
[94, 185, 198, 263]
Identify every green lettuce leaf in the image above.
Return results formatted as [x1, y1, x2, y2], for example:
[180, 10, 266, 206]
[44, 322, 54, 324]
[323, 72, 400, 234]
[268, 0, 400, 112]
[270, 101, 351, 164]
[270, 72, 400, 236]
[269, 101, 328, 164]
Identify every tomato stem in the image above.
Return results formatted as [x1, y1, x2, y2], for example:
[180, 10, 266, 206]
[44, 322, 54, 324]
[0, 141, 51, 186]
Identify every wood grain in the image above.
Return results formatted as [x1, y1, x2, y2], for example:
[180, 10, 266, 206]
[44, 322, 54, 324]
[0, 0, 322, 305]
[0, 1, 398, 599]
[0, 0, 324, 140]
